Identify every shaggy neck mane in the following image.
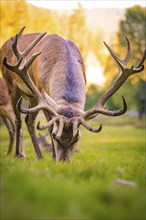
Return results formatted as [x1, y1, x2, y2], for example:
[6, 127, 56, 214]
[62, 42, 81, 103]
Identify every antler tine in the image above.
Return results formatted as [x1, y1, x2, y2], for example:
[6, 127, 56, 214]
[83, 96, 127, 120]
[80, 119, 102, 133]
[136, 49, 146, 68]
[23, 32, 47, 57]
[55, 118, 64, 139]
[37, 117, 58, 130]
[73, 119, 80, 138]
[122, 37, 131, 64]
[73, 116, 102, 134]
[17, 26, 26, 38]
[83, 38, 145, 121]
[103, 39, 145, 76]
[12, 34, 21, 60]
[17, 96, 58, 116]
[3, 56, 23, 73]
[11, 27, 25, 43]
[37, 116, 65, 137]
[3, 52, 43, 102]
[11, 26, 46, 60]
[24, 52, 41, 70]
[103, 41, 126, 72]
[4, 52, 41, 76]
[11, 27, 26, 60]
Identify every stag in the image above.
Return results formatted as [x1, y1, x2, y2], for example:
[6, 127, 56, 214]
[0, 27, 145, 161]
[0, 78, 15, 155]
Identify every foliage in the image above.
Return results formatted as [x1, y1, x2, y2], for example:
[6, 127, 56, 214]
[0, 1, 145, 111]
[135, 79, 146, 118]
[108, 79, 138, 110]
[104, 5, 145, 85]
[1, 0, 28, 42]
[68, 3, 87, 60]
[85, 83, 104, 110]
[118, 6, 145, 70]
[102, 5, 146, 110]
[0, 115, 145, 220]
[0, 0, 101, 61]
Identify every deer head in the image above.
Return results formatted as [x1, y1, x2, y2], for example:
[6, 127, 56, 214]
[3, 27, 146, 161]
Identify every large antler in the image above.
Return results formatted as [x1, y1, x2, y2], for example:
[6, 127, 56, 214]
[4, 27, 98, 143]
[3, 27, 58, 116]
[37, 38, 146, 137]
[83, 38, 146, 120]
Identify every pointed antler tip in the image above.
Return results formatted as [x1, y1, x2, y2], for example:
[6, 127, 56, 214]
[3, 56, 7, 64]
[17, 96, 23, 112]
[96, 123, 102, 132]
[103, 41, 107, 45]
[121, 95, 128, 111]
[19, 26, 26, 34]
[37, 121, 41, 130]
[122, 95, 126, 103]
[125, 36, 130, 46]
[99, 123, 102, 130]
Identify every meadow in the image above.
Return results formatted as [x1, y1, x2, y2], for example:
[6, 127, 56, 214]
[0, 114, 145, 220]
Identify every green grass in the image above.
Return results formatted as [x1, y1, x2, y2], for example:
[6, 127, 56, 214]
[0, 114, 145, 220]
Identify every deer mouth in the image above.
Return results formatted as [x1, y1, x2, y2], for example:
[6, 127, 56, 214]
[55, 147, 73, 161]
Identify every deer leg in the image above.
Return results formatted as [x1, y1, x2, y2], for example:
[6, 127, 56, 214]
[25, 99, 43, 159]
[6, 112, 15, 155]
[11, 88, 25, 157]
[6, 118, 15, 155]
[14, 108, 25, 157]
[1, 116, 15, 155]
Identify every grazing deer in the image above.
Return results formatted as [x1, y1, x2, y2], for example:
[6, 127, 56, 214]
[0, 27, 145, 161]
[0, 78, 15, 155]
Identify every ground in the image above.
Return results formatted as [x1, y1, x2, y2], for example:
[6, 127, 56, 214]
[0, 114, 145, 220]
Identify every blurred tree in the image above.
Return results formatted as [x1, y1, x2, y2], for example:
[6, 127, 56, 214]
[68, 3, 88, 60]
[12, 0, 29, 34]
[104, 6, 145, 85]
[118, 5, 145, 83]
[1, 0, 28, 45]
[1, 1, 14, 44]
[89, 29, 105, 62]
[85, 84, 104, 110]
[136, 79, 146, 119]
[27, 4, 61, 34]
[0, 0, 65, 45]
[102, 5, 146, 110]
[67, 3, 104, 68]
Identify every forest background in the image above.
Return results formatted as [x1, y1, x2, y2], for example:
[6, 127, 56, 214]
[0, 0, 145, 116]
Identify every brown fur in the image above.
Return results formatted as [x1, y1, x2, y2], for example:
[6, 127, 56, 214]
[0, 32, 86, 160]
[0, 78, 15, 154]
